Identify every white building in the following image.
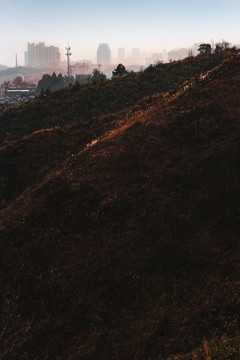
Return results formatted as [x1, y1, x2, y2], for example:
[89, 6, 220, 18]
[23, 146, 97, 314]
[25, 42, 61, 69]
[97, 43, 111, 66]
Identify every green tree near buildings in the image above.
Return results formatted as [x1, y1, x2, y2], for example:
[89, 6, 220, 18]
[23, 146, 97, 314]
[92, 69, 106, 81]
[198, 43, 212, 55]
[112, 64, 128, 78]
[37, 73, 66, 94]
[12, 76, 23, 88]
[215, 41, 230, 54]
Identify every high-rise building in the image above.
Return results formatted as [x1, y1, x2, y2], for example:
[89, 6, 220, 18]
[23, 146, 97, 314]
[26, 43, 36, 67]
[24, 51, 28, 67]
[132, 48, 140, 64]
[118, 48, 125, 64]
[35, 42, 45, 68]
[25, 42, 61, 68]
[97, 43, 111, 66]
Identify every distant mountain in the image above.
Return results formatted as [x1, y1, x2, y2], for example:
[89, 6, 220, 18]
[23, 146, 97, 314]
[0, 66, 58, 76]
[0, 53, 240, 359]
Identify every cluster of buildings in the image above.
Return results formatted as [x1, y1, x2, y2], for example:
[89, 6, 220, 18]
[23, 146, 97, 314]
[95, 44, 141, 67]
[25, 42, 61, 69]
[0, 77, 36, 108]
[117, 47, 141, 65]
[3, 40, 234, 108]
[71, 61, 94, 77]
[94, 44, 198, 69]
[3, 41, 206, 83]
[91, 44, 142, 76]
[0, 41, 200, 109]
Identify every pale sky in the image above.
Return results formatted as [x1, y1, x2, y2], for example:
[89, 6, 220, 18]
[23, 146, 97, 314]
[0, 0, 239, 66]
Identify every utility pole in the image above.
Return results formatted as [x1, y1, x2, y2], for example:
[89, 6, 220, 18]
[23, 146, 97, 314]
[15, 54, 18, 68]
[65, 45, 72, 77]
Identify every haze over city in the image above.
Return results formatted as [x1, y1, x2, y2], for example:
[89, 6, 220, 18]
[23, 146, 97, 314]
[1, 0, 240, 67]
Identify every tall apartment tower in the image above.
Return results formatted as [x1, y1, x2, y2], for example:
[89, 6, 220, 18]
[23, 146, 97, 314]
[25, 42, 60, 68]
[26, 42, 36, 67]
[97, 43, 111, 66]
[118, 48, 125, 64]
[24, 51, 28, 66]
[35, 42, 45, 68]
[132, 48, 140, 64]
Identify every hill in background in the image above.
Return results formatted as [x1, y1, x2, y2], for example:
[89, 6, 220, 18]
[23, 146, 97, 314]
[0, 65, 8, 71]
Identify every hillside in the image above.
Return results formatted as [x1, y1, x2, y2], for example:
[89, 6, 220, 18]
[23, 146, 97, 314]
[0, 109, 134, 207]
[0, 49, 237, 209]
[0, 48, 236, 144]
[0, 54, 240, 359]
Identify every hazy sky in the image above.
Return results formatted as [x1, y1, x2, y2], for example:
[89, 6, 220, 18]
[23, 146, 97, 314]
[0, 0, 239, 66]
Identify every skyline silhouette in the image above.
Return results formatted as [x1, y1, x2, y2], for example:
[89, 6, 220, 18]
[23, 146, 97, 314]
[1, 0, 239, 66]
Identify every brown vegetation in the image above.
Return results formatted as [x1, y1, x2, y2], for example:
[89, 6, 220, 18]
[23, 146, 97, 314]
[0, 54, 240, 359]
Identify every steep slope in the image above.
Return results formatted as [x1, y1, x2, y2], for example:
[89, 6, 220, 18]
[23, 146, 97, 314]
[0, 48, 237, 144]
[0, 107, 142, 207]
[0, 50, 237, 209]
[0, 54, 240, 359]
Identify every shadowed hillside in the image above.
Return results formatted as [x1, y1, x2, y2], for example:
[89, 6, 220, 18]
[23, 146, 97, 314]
[0, 108, 138, 207]
[0, 54, 240, 359]
[0, 48, 236, 144]
[0, 49, 237, 209]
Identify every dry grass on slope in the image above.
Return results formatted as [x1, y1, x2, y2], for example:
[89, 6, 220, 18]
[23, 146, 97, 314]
[0, 55, 239, 360]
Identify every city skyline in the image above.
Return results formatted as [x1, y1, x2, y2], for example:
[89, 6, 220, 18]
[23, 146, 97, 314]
[1, 0, 240, 67]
